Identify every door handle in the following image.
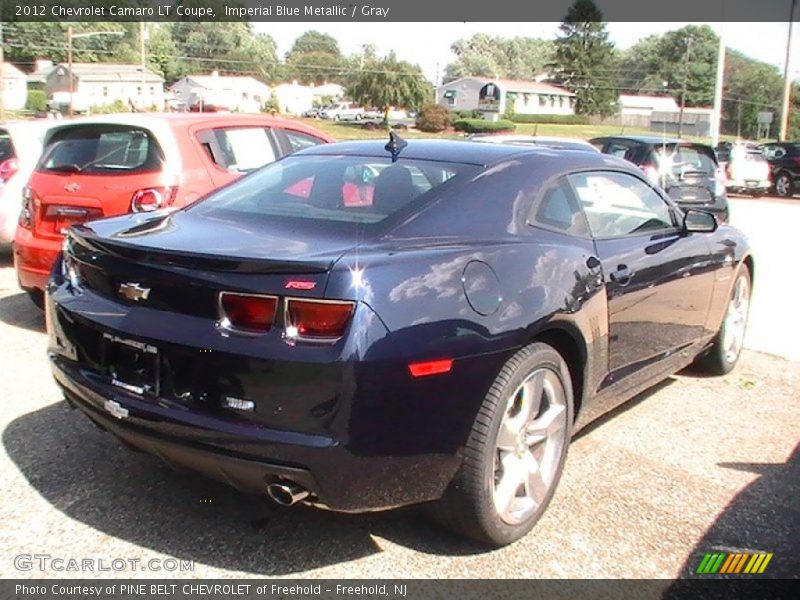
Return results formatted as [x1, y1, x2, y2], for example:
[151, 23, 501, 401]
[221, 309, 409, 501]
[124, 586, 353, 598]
[609, 264, 632, 285]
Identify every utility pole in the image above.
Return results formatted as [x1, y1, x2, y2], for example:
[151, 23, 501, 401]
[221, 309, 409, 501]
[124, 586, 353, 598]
[139, 22, 147, 111]
[711, 24, 725, 146]
[778, 0, 797, 141]
[678, 35, 693, 139]
[67, 25, 74, 117]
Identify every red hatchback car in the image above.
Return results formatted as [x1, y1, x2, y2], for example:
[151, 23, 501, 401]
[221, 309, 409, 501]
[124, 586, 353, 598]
[14, 113, 333, 305]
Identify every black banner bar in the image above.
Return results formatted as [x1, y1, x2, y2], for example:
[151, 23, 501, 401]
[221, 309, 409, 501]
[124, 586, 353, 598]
[1, 0, 798, 23]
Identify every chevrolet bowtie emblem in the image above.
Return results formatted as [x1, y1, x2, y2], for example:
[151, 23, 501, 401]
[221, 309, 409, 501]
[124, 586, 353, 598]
[118, 282, 151, 302]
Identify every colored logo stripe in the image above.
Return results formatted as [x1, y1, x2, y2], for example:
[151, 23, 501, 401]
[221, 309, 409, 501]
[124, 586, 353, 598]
[697, 552, 773, 574]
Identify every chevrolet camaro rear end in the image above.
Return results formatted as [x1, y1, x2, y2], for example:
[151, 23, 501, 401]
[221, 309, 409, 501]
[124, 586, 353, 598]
[47, 139, 753, 545]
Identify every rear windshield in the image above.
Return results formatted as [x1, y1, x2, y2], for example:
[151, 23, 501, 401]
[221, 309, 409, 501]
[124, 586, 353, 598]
[37, 124, 163, 174]
[190, 154, 476, 226]
[0, 130, 14, 163]
[655, 144, 717, 175]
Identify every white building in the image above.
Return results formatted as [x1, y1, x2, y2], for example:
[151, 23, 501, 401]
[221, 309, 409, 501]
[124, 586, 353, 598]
[45, 63, 165, 112]
[273, 81, 316, 115]
[1, 63, 29, 112]
[618, 94, 679, 117]
[310, 82, 345, 103]
[169, 73, 271, 113]
[437, 77, 576, 117]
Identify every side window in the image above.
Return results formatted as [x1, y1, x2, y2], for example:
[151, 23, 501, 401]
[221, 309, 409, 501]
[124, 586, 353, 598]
[568, 171, 675, 238]
[605, 141, 639, 162]
[530, 177, 590, 237]
[198, 127, 277, 173]
[284, 130, 326, 153]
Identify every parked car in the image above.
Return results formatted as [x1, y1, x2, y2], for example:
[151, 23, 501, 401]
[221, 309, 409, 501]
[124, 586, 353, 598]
[48, 138, 753, 546]
[760, 141, 800, 198]
[14, 113, 333, 306]
[717, 142, 771, 197]
[470, 134, 599, 152]
[0, 121, 56, 249]
[320, 102, 365, 121]
[591, 136, 729, 221]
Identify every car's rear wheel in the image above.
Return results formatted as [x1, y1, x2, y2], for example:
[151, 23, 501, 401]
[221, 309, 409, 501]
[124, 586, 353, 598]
[696, 267, 751, 375]
[434, 342, 573, 546]
[774, 172, 792, 197]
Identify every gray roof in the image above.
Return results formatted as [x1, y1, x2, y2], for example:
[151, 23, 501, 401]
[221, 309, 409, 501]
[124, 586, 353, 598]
[52, 63, 164, 84]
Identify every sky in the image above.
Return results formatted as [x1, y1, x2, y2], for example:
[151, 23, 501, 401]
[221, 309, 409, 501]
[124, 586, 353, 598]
[252, 22, 800, 85]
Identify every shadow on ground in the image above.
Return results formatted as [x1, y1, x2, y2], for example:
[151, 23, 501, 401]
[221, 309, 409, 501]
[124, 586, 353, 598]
[0, 292, 45, 333]
[670, 443, 799, 583]
[3, 402, 491, 576]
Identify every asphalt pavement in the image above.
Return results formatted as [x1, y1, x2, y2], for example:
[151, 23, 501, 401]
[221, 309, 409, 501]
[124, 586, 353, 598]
[0, 196, 797, 579]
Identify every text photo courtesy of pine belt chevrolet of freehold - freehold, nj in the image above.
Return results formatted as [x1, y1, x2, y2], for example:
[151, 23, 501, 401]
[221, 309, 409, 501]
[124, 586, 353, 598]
[0, 0, 798, 598]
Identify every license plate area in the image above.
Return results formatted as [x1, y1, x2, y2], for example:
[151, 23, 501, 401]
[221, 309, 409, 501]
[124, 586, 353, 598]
[103, 333, 160, 396]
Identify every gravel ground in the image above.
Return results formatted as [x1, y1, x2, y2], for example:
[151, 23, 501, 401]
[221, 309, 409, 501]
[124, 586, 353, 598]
[0, 197, 797, 579]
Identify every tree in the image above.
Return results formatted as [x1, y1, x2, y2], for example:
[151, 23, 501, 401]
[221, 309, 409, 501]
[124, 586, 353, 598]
[444, 34, 555, 82]
[284, 30, 344, 85]
[551, 0, 618, 116]
[348, 52, 431, 121]
[287, 31, 341, 57]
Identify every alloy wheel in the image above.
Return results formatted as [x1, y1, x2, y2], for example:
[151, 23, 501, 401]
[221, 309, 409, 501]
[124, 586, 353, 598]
[492, 367, 568, 525]
[775, 174, 790, 197]
[722, 274, 750, 364]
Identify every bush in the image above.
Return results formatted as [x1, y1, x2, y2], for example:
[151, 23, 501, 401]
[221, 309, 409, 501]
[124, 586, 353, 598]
[451, 109, 482, 120]
[453, 118, 516, 133]
[25, 90, 47, 113]
[89, 100, 129, 115]
[415, 104, 452, 132]
[508, 113, 589, 125]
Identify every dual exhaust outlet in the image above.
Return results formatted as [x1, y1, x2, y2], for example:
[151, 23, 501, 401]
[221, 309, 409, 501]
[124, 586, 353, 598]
[266, 481, 310, 507]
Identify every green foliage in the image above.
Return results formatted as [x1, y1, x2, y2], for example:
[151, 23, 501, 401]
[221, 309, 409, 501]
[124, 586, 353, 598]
[25, 90, 47, 113]
[89, 99, 129, 115]
[445, 34, 555, 81]
[551, 0, 618, 117]
[452, 109, 484, 119]
[509, 114, 589, 124]
[288, 31, 341, 57]
[416, 104, 453, 132]
[453, 119, 516, 133]
[349, 53, 431, 116]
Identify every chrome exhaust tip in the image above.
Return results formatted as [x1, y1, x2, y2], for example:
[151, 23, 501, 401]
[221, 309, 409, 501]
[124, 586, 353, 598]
[266, 482, 310, 506]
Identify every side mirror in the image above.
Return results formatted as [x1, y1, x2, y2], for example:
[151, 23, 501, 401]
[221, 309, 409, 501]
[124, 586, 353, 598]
[683, 209, 718, 233]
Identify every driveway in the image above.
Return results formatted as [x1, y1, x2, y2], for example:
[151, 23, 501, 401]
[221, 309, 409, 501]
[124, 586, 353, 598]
[0, 197, 797, 579]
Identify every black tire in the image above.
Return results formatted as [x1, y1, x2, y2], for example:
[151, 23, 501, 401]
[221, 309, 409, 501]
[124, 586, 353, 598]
[433, 342, 574, 546]
[773, 172, 792, 198]
[695, 266, 751, 375]
[26, 289, 45, 310]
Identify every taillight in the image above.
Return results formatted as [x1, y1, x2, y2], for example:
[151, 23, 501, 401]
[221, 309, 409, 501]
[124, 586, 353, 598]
[131, 186, 178, 213]
[0, 158, 18, 182]
[19, 186, 34, 230]
[408, 359, 453, 377]
[284, 299, 355, 341]
[218, 292, 277, 334]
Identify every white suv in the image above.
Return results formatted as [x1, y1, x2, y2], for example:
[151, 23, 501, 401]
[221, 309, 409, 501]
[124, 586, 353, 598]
[321, 102, 365, 121]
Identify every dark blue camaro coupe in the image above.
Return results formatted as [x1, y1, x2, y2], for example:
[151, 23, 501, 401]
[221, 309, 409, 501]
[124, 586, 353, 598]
[47, 138, 753, 545]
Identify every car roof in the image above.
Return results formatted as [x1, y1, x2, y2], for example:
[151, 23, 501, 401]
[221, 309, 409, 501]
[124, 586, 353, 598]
[296, 139, 606, 166]
[469, 134, 597, 148]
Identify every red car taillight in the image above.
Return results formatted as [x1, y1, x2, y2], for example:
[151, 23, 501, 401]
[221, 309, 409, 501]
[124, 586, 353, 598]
[131, 186, 178, 213]
[218, 292, 277, 334]
[18, 186, 35, 230]
[285, 299, 355, 341]
[0, 158, 18, 182]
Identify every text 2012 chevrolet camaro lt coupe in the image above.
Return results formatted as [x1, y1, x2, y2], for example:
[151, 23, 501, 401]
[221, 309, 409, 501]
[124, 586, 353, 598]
[47, 138, 753, 545]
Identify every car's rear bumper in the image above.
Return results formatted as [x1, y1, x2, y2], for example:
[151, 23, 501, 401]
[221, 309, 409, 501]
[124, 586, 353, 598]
[46, 279, 511, 511]
[14, 227, 60, 291]
[726, 179, 770, 192]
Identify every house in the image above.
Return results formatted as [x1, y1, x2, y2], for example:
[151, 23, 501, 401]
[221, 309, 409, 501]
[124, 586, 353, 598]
[1, 62, 29, 112]
[310, 82, 345, 104]
[651, 107, 714, 137]
[273, 81, 315, 115]
[45, 63, 165, 112]
[26, 59, 55, 91]
[436, 77, 576, 118]
[170, 73, 270, 113]
[618, 94, 679, 117]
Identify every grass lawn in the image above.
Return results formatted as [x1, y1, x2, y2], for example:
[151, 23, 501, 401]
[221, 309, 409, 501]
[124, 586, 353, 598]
[291, 117, 720, 144]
